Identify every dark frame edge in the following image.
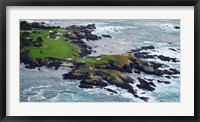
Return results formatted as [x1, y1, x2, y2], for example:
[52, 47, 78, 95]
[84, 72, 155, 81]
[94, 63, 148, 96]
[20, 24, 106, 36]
[0, 0, 6, 122]
[1, 0, 198, 6]
[195, 1, 200, 122]
[0, 0, 199, 122]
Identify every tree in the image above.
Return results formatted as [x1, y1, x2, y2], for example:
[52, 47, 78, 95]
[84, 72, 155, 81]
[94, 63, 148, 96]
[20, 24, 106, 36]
[49, 32, 57, 39]
[21, 32, 30, 37]
[20, 21, 31, 30]
[36, 37, 43, 43]
[20, 36, 33, 48]
[32, 22, 40, 29]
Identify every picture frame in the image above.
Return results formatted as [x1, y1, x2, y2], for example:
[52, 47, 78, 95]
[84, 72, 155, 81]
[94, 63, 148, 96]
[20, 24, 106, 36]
[0, 0, 199, 122]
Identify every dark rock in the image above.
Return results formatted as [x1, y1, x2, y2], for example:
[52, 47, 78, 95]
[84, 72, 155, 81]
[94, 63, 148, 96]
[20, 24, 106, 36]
[157, 55, 179, 62]
[86, 24, 96, 29]
[62, 71, 89, 80]
[113, 29, 118, 32]
[134, 94, 149, 102]
[174, 26, 180, 29]
[106, 62, 133, 74]
[88, 46, 93, 50]
[102, 34, 112, 39]
[104, 88, 118, 94]
[65, 24, 101, 41]
[169, 68, 180, 74]
[149, 82, 156, 87]
[131, 58, 170, 76]
[122, 65, 133, 73]
[144, 78, 154, 81]
[69, 39, 81, 43]
[157, 55, 171, 62]
[86, 33, 101, 41]
[134, 52, 155, 59]
[46, 61, 61, 70]
[70, 39, 92, 57]
[119, 75, 134, 84]
[134, 70, 141, 74]
[131, 49, 138, 52]
[165, 76, 171, 79]
[80, 79, 108, 87]
[65, 25, 81, 30]
[157, 80, 171, 84]
[136, 77, 156, 91]
[64, 32, 79, 39]
[20, 53, 61, 70]
[102, 75, 136, 95]
[172, 76, 179, 78]
[131, 46, 155, 52]
[74, 31, 86, 39]
[149, 61, 169, 69]
[169, 48, 177, 52]
[171, 58, 179, 63]
[141, 46, 155, 50]
[79, 84, 93, 89]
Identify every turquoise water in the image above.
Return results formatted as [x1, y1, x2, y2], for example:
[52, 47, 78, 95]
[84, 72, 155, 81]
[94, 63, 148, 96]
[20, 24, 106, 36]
[20, 19, 180, 102]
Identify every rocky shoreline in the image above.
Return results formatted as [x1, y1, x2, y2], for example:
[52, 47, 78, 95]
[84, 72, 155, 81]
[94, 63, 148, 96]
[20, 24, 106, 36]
[20, 50, 62, 70]
[62, 53, 179, 101]
[20, 22, 180, 102]
[20, 23, 104, 69]
[128, 45, 180, 63]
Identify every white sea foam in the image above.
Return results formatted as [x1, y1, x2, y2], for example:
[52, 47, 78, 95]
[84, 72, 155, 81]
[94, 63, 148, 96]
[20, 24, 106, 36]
[20, 19, 180, 102]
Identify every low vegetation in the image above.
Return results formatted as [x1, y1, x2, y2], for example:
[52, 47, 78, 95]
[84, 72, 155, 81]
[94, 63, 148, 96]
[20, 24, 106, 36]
[20, 29, 78, 60]
[74, 55, 132, 66]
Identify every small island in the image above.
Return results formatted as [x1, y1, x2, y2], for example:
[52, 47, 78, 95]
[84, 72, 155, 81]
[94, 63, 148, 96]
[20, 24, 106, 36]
[20, 20, 180, 102]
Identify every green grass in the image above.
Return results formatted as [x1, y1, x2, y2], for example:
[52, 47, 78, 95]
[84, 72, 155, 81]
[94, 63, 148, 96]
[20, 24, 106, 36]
[20, 29, 78, 60]
[74, 55, 114, 66]
[74, 55, 132, 66]
[20, 28, 132, 67]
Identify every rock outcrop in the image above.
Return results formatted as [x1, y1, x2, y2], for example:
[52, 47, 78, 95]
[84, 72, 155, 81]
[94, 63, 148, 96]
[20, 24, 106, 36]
[102, 34, 112, 39]
[63, 67, 148, 101]
[65, 24, 101, 41]
[136, 77, 156, 91]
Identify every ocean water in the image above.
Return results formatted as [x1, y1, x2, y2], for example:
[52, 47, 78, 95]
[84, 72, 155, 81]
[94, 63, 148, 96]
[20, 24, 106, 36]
[20, 19, 180, 102]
